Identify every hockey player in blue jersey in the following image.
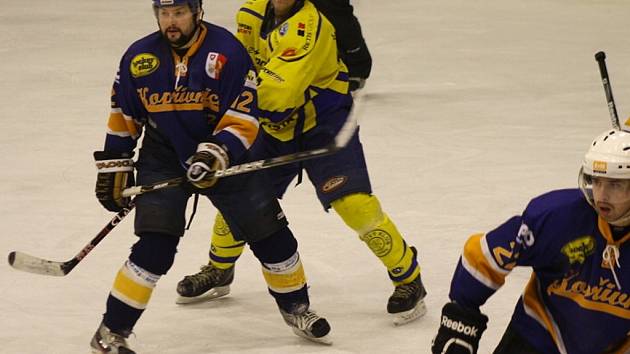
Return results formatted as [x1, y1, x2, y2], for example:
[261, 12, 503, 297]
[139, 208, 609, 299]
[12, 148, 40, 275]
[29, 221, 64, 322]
[174, 0, 427, 326]
[89, 0, 331, 352]
[432, 129, 630, 354]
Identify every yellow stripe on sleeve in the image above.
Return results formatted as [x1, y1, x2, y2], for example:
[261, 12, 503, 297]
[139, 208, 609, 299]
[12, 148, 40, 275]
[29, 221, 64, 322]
[461, 233, 508, 290]
[107, 110, 140, 138]
[214, 109, 259, 148]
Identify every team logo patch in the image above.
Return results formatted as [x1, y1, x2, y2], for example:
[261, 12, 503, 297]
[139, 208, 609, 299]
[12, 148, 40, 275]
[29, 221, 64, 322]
[213, 216, 231, 236]
[279, 22, 289, 36]
[592, 160, 607, 174]
[130, 53, 160, 78]
[281, 47, 298, 57]
[561, 235, 595, 264]
[245, 69, 258, 87]
[206, 52, 227, 79]
[321, 175, 348, 193]
[297, 22, 305, 37]
[360, 230, 393, 257]
[237, 23, 252, 35]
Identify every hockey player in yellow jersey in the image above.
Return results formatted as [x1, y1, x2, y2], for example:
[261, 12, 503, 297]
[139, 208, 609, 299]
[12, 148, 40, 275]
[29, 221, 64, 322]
[176, 0, 427, 325]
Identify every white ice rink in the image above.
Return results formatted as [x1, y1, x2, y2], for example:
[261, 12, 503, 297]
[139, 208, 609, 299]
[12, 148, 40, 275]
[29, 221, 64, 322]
[2, 0, 630, 353]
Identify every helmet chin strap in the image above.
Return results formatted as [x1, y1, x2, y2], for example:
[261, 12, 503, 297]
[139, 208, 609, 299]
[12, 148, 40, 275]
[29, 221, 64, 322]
[608, 210, 630, 227]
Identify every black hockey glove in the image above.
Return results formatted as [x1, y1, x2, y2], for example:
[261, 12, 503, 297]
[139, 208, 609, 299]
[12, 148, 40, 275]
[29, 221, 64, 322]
[186, 141, 229, 190]
[345, 43, 372, 92]
[94, 151, 134, 212]
[431, 302, 488, 354]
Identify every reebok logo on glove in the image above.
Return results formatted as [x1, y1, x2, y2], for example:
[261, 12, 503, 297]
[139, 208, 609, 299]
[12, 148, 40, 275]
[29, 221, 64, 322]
[441, 316, 480, 337]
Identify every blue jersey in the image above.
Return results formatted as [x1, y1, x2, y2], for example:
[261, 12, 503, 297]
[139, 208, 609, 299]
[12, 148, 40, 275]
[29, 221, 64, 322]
[103, 22, 259, 167]
[450, 189, 630, 354]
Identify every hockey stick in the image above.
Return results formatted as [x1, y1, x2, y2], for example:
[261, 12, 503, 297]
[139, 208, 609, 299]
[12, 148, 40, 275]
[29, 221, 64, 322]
[6, 96, 360, 276]
[595, 51, 622, 130]
[121, 94, 362, 197]
[7, 203, 135, 276]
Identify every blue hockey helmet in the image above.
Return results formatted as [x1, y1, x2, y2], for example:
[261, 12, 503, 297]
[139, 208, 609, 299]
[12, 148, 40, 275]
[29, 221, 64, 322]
[152, 0, 202, 13]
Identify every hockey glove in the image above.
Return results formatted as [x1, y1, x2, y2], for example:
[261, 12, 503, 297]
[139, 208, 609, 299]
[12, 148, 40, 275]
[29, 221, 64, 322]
[345, 43, 371, 92]
[94, 151, 134, 212]
[348, 77, 366, 92]
[186, 142, 229, 189]
[431, 302, 488, 354]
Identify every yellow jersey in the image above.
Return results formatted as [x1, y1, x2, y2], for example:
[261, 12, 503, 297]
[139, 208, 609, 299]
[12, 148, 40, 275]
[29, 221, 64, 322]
[236, 0, 350, 141]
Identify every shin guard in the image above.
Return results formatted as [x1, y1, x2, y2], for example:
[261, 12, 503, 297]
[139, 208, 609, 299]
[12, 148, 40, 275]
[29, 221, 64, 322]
[332, 193, 420, 285]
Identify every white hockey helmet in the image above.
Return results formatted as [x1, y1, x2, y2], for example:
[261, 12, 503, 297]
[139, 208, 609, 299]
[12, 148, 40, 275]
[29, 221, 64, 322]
[581, 130, 630, 179]
[579, 129, 630, 209]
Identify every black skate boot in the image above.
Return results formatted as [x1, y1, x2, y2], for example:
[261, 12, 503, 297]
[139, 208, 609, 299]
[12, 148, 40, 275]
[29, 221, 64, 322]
[279, 304, 332, 345]
[176, 264, 234, 304]
[387, 248, 427, 325]
[90, 322, 135, 354]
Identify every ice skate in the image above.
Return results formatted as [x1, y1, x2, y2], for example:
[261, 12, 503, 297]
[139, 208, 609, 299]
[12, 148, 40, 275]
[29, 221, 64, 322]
[176, 264, 234, 304]
[280, 305, 332, 345]
[90, 322, 135, 354]
[387, 246, 428, 325]
[387, 272, 427, 326]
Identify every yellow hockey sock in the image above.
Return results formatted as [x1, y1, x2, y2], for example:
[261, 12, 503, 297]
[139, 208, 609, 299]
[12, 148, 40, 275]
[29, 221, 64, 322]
[332, 193, 420, 285]
[209, 213, 245, 270]
[261, 252, 307, 294]
[110, 260, 160, 310]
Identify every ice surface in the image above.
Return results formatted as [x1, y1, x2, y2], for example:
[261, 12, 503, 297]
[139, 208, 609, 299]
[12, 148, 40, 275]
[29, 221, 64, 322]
[2, 0, 629, 353]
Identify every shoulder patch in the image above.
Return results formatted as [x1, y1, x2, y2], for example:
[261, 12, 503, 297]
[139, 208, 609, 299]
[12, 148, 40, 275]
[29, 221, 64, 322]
[130, 53, 160, 78]
[561, 235, 596, 264]
[206, 52, 227, 79]
[245, 69, 258, 88]
[279, 22, 289, 36]
[237, 23, 252, 35]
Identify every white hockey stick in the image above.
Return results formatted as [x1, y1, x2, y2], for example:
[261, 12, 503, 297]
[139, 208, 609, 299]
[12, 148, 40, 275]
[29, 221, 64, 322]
[8, 203, 135, 276]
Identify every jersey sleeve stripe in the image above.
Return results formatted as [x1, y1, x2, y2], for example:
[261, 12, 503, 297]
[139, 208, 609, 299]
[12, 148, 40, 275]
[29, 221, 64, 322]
[213, 109, 259, 149]
[461, 233, 507, 290]
[107, 110, 140, 139]
[461, 254, 501, 290]
[480, 234, 510, 275]
[239, 7, 264, 20]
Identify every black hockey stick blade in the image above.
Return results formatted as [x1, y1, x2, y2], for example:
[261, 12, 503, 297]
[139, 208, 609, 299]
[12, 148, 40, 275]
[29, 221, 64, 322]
[7, 203, 135, 277]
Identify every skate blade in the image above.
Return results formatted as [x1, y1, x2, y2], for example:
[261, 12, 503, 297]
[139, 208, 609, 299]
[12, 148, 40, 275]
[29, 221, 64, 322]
[392, 299, 427, 326]
[175, 285, 230, 304]
[291, 328, 333, 345]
